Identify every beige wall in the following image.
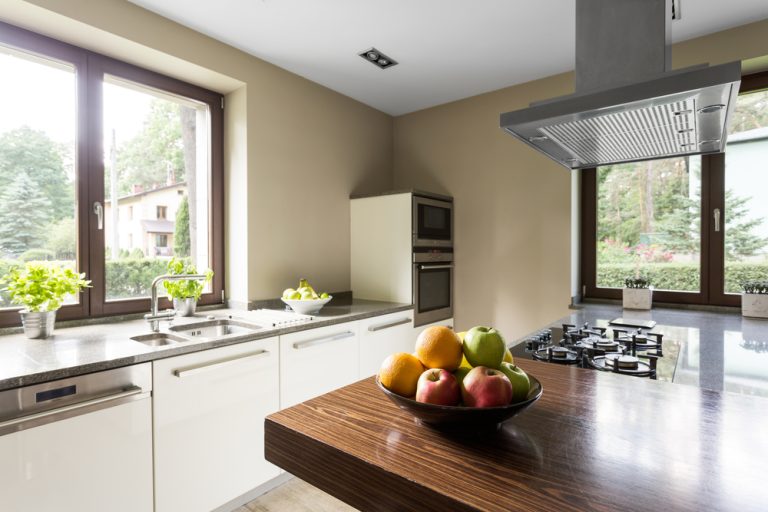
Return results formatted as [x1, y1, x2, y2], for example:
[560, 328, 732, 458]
[3, 0, 393, 304]
[392, 18, 768, 338]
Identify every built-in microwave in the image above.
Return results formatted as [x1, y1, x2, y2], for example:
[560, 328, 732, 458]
[412, 195, 453, 248]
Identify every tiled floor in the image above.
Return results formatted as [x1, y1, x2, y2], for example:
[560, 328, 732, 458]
[235, 478, 357, 512]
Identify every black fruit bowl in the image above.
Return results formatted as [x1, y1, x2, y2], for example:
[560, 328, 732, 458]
[376, 374, 543, 429]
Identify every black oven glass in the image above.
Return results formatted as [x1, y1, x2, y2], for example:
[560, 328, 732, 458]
[418, 267, 451, 312]
[417, 204, 451, 240]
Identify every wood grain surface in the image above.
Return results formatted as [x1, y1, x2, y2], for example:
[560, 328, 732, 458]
[265, 359, 768, 512]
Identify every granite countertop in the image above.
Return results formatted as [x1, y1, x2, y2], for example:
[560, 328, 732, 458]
[510, 302, 768, 397]
[0, 299, 413, 391]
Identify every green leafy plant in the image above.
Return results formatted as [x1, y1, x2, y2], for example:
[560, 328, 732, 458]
[162, 257, 213, 301]
[624, 276, 652, 289]
[742, 280, 768, 295]
[0, 262, 90, 312]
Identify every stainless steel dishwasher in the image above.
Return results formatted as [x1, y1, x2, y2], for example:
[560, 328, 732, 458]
[0, 363, 153, 512]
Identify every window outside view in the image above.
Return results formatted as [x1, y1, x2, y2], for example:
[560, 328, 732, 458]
[596, 90, 768, 293]
[0, 45, 211, 309]
[103, 76, 211, 301]
[0, 48, 78, 309]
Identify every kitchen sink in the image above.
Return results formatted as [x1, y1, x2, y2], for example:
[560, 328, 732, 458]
[168, 319, 262, 339]
[131, 332, 190, 347]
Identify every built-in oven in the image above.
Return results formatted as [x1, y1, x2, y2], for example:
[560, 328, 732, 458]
[413, 195, 453, 248]
[413, 248, 453, 327]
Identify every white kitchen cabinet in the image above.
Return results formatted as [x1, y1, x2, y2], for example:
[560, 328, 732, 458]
[0, 399, 152, 512]
[153, 337, 280, 512]
[280, 322, 360, 408]
[359, 311, 415, 377]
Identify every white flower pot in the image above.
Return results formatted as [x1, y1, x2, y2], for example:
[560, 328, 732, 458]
[741, 293, 768, 319]
[623, 288, 652, 310]
[20, 310, 56, 339]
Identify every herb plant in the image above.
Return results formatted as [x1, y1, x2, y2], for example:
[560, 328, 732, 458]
[162, 257, 213, 301]
[1, 263, 91, 312]
[742, 280, 768, 295]
[624, 276, 652, 289]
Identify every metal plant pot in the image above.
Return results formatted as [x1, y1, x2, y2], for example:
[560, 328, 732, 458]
[20, 310, 57, 339]
[173, 297, 197, 317]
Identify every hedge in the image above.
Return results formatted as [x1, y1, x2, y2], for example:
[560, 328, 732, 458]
[0, 257, 169, 306]
[598, 262, 768, 293]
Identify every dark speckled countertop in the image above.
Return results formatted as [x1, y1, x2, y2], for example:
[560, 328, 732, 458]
[0, 299, 412, 391]
[510, 303, 768, 398]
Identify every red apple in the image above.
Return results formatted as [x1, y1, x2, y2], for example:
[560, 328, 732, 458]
[415, 369, 461, 406]
[461, 366, 513, 407]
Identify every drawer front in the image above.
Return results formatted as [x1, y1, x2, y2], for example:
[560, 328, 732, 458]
[280, 322, 360, 409]
[153, 337, 280, 512]
[359, 311, 415, 378]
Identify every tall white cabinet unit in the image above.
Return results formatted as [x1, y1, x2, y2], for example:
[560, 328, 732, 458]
[153, 337, 281, 512]
[351, 192, 413, 303]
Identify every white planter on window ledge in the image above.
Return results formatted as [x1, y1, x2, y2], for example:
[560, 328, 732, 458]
[742, 294, 768, 319]
[623, 288, 652, 310]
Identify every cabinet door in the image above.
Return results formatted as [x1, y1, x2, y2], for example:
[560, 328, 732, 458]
[359, 311, 415, 378]
[153, 337, 280, 512]
[0, 398, 153, 512]
[414, 317, 454, 337]
[280, 322, 360, 408]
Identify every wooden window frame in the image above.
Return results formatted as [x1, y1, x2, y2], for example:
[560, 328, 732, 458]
[581, 69, 768, 307]
[0, 21, 224, 326]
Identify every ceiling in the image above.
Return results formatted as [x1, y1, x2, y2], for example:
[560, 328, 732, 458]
[128, 0, 768, 116]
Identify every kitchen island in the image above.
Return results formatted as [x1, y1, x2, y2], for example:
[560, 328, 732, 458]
[265, 358, 768, 512]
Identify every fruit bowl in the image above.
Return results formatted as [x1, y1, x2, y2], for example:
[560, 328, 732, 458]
[376, 374, 543, 429]
[281, 296, 332, 315]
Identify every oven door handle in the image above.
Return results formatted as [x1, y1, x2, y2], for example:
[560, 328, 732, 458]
[418, 264, 453, 270]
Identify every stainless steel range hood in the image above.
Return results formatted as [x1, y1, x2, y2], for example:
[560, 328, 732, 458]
[500, 0, 741, 170]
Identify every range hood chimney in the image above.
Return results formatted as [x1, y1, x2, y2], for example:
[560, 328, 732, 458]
[500, 0, 741, 170]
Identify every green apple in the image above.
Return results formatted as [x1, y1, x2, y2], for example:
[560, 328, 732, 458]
[499, 362, 530, 403]
[320, 292, 330, 299]
[287, 291, 301, 300]
[300, 289, 314, 300]
[282, 288, 296, 299]
[453, 367, 471, 388]
[463, 326, 506, 369]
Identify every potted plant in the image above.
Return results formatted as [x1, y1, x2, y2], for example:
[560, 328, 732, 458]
[163, 258, 213, 316]
[623, 276, 652, 310]
[741, 280, 768, 319]
[1, 263, 91, 339]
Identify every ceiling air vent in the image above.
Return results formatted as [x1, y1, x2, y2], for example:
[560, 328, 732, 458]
[359, 47, 398, 69]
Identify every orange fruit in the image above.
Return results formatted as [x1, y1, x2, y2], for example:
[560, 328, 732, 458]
[415, 326, 463, 371]
[379, 352, 425, 397]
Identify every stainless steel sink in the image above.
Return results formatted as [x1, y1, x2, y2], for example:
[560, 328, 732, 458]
[168, 319, 262, 339]
[130, 332, 190, 347]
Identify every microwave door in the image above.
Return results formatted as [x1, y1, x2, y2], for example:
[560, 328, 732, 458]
[413, 197, 453, 247]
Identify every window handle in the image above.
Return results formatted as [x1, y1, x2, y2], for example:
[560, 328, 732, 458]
[93, 201, 104, 230]
[714, 208, 721, 232]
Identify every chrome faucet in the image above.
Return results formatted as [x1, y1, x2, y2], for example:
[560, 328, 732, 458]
[145, 274, 209, 332]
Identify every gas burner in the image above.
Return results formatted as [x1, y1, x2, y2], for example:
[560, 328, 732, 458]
[590, 354, 654, 377]
[613, 328, 664, 355]
[533, 346, 579, 365]
[594, 340, 621, 352]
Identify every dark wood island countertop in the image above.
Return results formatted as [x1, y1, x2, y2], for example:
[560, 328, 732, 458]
[265, 360, 768, 512]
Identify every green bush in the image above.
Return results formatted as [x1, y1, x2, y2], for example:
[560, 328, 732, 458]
[19, 249, 55, 262]
[0, 257, 170, 305]
[598, 262, 768, 293]
[104, 258, 168, 300]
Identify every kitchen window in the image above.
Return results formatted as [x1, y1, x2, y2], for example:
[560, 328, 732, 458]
[582, 70, 768, 306]
[0, 21, 223, 326]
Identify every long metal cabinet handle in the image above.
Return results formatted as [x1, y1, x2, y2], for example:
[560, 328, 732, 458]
[174, 350, 270, 378]
[93, 201, 104, 230]
[419, 264, 453, 270]
[714, 208, 721, 232]
[0, 387, 144, 432]
[293, 331, 355, 350]
[368, 317, 412, 332]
